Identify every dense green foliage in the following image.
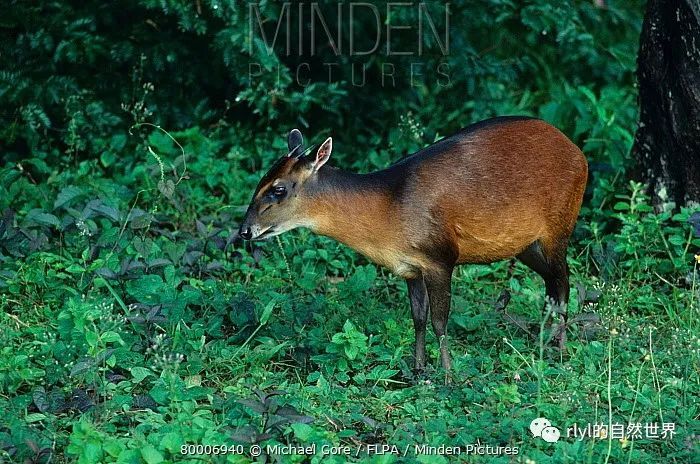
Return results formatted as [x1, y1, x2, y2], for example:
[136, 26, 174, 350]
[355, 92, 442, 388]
[1, 0, 699, 463]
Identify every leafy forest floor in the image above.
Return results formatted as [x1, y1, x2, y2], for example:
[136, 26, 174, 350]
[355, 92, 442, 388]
[0, 126, 699, 464]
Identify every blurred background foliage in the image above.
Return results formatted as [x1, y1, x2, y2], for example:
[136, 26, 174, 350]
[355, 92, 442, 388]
[2, 0, 642, 175]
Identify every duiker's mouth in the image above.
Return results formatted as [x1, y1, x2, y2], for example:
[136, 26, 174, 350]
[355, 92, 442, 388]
[252, 226, 276, 240]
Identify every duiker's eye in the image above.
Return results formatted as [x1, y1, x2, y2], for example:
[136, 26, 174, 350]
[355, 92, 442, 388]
[273, 185, 287, 198]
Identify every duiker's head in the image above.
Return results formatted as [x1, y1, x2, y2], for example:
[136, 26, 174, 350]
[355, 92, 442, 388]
[238, 129, 333, 240]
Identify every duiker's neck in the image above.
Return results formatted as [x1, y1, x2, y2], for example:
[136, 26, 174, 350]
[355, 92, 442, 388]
[305, 166, 400, 251]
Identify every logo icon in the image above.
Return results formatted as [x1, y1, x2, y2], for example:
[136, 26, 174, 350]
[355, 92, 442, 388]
[530, 417, 561, 443]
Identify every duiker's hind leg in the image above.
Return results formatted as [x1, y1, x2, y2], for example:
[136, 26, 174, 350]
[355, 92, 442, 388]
[516, 241, 570, 349]
[544, 257, 569, 349]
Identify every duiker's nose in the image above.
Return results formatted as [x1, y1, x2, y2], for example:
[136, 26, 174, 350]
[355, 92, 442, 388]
[238, 226, 252, 240]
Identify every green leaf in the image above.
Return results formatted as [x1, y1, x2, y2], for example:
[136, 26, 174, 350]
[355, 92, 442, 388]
[149, 381, 169, 404]
[101, 331, 124, 345]
[148, 131, 176, 154]
[126, 274, 165, 304]
[342, 320, 354, 332]
[85, 330, 99, 348]
[110, 134, 127, 150]
[83, 441, 103, 463]
[345, 345, 359, 360]
[25, 412, 47, 423]
[103, 440, 124, 457]
[70, 358, 96, 377]
[54, 186, 84, 209]
[259, 300, 275, 325]
[140, 445, 164, 464]
[130, 367, 154, 383]
[128, 209, 153, 229]
[24, 209, 61, 227]
[291, 423, 313, 441]
[157, 179, 175, 199]
[100, 151, 117, 167]
[116, 449, 140, 462]
[344, 265, 377, 293]
[160, 432, 183, 453]
[65, 264, 85, 274]
[90, 203, 121, 222]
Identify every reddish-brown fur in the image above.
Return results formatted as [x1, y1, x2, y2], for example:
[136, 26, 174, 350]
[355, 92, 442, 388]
[305, 120, 586, 278]
[240, 117, 588, 375]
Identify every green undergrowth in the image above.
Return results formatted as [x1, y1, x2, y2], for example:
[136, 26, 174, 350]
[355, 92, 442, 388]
[1, 126, 699, 464]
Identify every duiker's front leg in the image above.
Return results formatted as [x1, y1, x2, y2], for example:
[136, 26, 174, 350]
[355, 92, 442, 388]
[407, 277, 428, 371]
[425, 268, 454, 372]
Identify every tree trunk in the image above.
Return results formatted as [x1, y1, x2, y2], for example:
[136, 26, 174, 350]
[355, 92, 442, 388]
[632, 0, 700, 207]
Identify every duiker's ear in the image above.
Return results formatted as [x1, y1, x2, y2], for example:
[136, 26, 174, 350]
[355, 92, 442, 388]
[312, 137, 332, 172]
[287, 129, 304, 157]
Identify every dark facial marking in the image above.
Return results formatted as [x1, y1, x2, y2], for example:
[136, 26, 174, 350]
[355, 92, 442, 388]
[253, 156, 297, 199]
